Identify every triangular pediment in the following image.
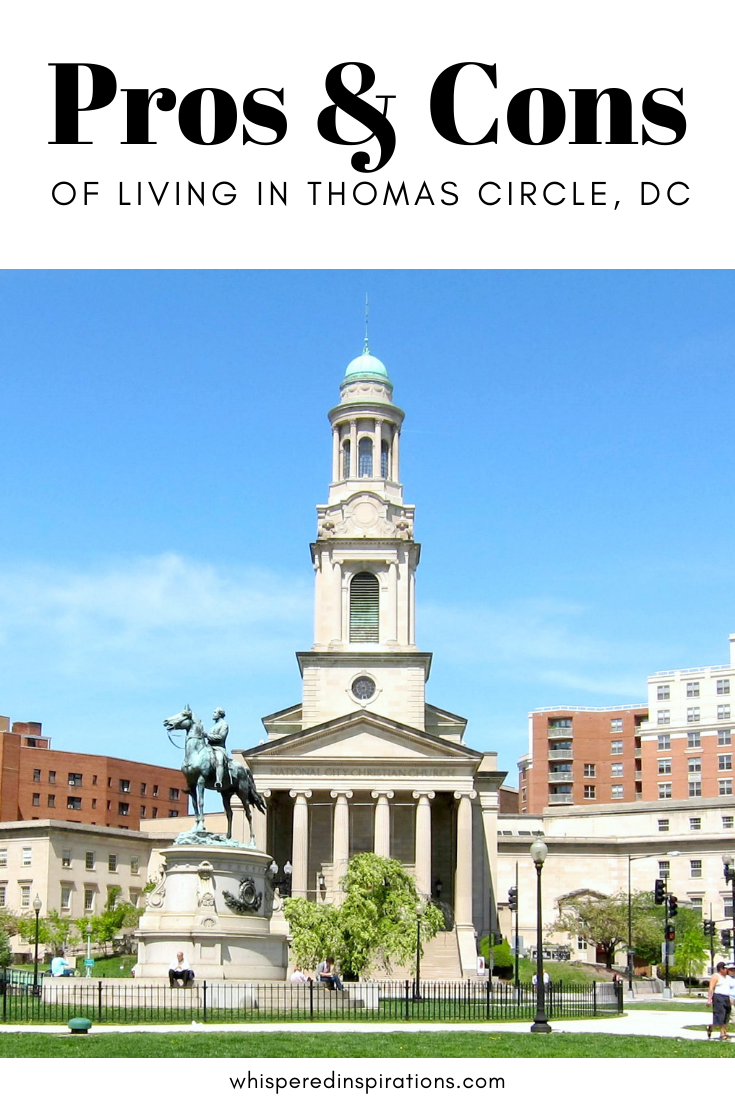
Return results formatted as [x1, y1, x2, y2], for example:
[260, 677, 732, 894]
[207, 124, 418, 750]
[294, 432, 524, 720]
[238, 710, 480, 764]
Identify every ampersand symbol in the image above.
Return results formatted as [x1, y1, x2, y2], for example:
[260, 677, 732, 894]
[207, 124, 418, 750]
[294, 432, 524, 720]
[317, 62, 396, 173]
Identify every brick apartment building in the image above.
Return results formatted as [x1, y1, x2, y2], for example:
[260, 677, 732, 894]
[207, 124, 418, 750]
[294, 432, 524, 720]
[518, 633, 735, 815]
[0, 716, 187, 829]
[518, 704, 648, 814]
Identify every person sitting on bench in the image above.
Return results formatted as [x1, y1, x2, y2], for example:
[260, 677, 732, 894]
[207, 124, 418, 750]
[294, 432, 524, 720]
[168, 951, 195, 987]
[316, 957, 343, 991]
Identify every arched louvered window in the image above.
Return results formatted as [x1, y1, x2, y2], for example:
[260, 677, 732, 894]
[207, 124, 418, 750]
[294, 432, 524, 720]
[358, 437, 373, 477]
[381, 440, 389, 478]
[349, 572, 379, 642]
[342, 439, 351, 479]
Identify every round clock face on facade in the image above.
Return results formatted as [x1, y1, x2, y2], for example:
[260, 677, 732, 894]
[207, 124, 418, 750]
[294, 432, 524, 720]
[352, 676, 376, 702]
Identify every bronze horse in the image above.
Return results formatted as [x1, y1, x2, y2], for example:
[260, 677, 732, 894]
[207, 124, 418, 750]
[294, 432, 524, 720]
[163, 706, 265, 842]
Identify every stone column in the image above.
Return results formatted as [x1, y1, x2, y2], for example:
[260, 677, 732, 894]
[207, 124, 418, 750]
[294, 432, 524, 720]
[374, 418, 383, 477]
[371, 790, 393, 858]
[349, 419, 357, 475]
[289, 790, 312, 898]
[332, 427, 340, 481]
[392, 429, 400, 481]
[454, 790, 478, 974]
[330, 789, 353, 902]
[253, 788, 270, 853]
[413, 791, 435, 898]
[387, 561, 398, 643]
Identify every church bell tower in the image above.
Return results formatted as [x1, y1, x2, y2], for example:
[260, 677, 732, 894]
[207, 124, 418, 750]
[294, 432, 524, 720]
[298, 343, 430, 730]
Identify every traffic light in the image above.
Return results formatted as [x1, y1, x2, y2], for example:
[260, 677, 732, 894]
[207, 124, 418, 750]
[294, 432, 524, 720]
[722, 929, 732, 951]
[664, 924, 676, 942]
[494, 933, 504, 945]
[654, 879, 666, 905]
[508, 887, 518, 911]
[703, 920, 716, 937]
[668, 895, 678, 918]
[725, 863, 735, 886]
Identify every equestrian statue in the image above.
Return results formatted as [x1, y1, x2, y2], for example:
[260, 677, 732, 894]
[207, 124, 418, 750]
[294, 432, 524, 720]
[163, 706, 266, 844]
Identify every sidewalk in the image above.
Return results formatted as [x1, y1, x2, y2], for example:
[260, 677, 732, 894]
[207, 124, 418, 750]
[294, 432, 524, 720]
[0, 1009, 719, 1041]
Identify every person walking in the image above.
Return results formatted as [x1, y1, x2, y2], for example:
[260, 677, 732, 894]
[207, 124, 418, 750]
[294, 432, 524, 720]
[706, 961, 731, 1040]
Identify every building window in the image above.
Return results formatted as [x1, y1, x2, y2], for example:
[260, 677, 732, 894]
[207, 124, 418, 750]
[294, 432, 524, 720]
[21, 848, 32, 867]
[60, 886, 72, 910]
[657, 710, 670, 725]
[349, 571, 379, 643]
[583, 764, 596, 777]
[106, 801, 111, 811]
[33, 769, 41, 783]
[717, 679, 730, 695]
[658, 783, 672, 799]
[152, 785, 159, 797]
[611, 785, 624, 799]
[108, 854, 117, 872]
[67, 796, 82, 811]
[0, 850, 6, 868]
[169, 788, 180, 801]
[68, 773, 82, 787]
[47, 794, 55, 808]
[548, 718, 572, 729]
[381, 440, 389, 479]
[687, 732, 701, 749]
[658, 860, 670, 877]
[686, 682, 700, 697]
[119, 779, 130, 793]
[92, 775, 98, 786]
[657, 685, 670, 700]
[690, 860, 703, 879]
[658, 819, 670, 832]
[687, 708, 700, 723]
[658, 758, 672, 775]
[84, 889, 95, 910]
[140, 783, 147, 796]
[657, 734, 671, 750]
[342, 439, 351, 478]
[718, 754, 733, 771]
[688, 757, 702, 774]
[583, 785, 596, 799]
[689, 817, 702, 831]
[718, 730, 732, 746]
[118, 802, 130, 816]
[723, 816, 734, 830]
[168, 809, 179, 818]
[91, 799, 97, 809]
[20, 885, 31, 908]
[720, 779, 733, 796]
[718, 705, 731, 720]
[688, 781, 702, 797]
[0, 885, 5, 907]
[577, 937, 588, 950]
[358, 436, 373, 477]
[152, 807, 158, 818]
[61, 849, 72, 867]
[726, 901, 735, 921]
[130, 892, 140, 907]
[611, 763, 624, 777]
[131, 857, 140, 875]
[85, 852, 95, 870]
[611, 740, 624, 755]
[140, 806, 147, 818]
[48, 770, 56, 784]
[610, 718, 623, 733]
[32, 793, 40, 806]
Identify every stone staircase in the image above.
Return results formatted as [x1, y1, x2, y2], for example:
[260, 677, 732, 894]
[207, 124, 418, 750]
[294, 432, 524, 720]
[373, 930, 463, 980]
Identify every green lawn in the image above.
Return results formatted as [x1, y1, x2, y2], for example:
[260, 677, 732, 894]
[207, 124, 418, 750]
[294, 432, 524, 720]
[630, 1001, 709, 1012]
[0, 1031, 732, 1058]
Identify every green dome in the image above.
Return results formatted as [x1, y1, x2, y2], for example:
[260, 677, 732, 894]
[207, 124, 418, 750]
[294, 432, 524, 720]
[344, 351, 389, 381]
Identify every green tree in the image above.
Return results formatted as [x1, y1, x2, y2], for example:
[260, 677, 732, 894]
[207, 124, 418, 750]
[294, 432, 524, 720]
[284, 853, 444, 979]
[673, 907, 708, 984]
[553, 890, 665, 969]
[16, 909, 77, 956]
[478, 936, 513, 973]
[0, 927, 12, 970]
[0, 909, 18, 937]
[75, 888, 144, 956]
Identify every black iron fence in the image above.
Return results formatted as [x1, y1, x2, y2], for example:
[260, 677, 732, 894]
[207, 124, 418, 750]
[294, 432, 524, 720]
[0, 975, 623, 1024]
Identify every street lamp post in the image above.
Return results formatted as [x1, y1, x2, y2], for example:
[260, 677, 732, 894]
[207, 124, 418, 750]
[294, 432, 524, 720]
[723, 854, 735, 949]
[529, 840, 551, 1034]
[413, 901, 425, 1001]
[626, 851, 681, 995]
[31, 894, 42, 997]
[85, 922, 93, 978]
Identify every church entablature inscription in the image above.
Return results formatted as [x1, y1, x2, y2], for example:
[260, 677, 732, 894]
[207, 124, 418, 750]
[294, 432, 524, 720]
[255, 765, 468, 778]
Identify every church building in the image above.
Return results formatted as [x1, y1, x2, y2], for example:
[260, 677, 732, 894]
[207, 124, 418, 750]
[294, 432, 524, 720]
[232, 344, 507, 975]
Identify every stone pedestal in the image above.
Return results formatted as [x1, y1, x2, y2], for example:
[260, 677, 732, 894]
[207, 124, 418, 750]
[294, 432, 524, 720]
[135, 842, 288, 980]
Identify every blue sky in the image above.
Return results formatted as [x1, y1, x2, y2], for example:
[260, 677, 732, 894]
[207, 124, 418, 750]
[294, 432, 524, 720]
[1, 270, 734, 781]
